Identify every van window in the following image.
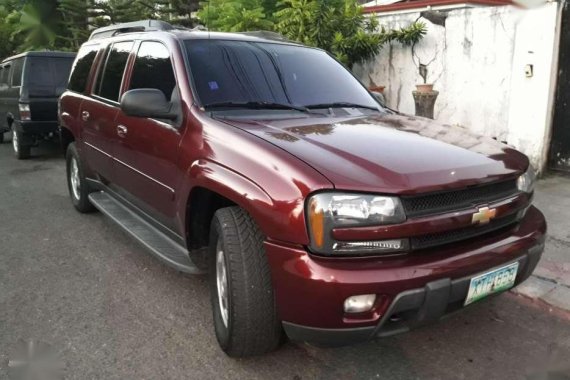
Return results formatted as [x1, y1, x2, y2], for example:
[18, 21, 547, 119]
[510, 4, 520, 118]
[10, 58, 24, 87]
[129, 41, 176, 101]
[95, 41, 133, 102]
[0, 65, 8, 88]
[26, 57, 74, 97]
[69, 45, 99, 93]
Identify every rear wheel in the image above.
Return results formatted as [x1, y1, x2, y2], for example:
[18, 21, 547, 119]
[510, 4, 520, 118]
[209, 206, 282, 357]
[12, 128, 30, 159]
[0, 132, 4, 143]
[66, 142, 95, 213]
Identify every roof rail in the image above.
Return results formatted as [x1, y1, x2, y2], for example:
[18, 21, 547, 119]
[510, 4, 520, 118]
[88, 20, 175, 41]
[236, 31, 293, 43]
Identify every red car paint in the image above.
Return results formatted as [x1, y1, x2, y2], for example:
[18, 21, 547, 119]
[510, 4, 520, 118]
[59, 29, 546, 339]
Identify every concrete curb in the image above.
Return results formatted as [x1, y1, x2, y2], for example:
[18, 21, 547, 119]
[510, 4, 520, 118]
[511, 275, 570, 320]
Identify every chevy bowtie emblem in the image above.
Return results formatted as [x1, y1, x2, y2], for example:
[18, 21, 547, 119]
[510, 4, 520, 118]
[472, 207, 497, 225]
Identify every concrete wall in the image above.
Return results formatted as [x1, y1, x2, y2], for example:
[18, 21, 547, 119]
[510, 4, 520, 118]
[354, 3, 561, 171]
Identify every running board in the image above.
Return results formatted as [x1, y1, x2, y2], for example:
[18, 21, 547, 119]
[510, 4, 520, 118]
[88, 191, 204, 274]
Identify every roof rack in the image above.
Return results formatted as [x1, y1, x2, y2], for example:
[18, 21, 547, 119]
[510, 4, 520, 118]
[236, 31, 293, 43]
[88, 20, 176, 41]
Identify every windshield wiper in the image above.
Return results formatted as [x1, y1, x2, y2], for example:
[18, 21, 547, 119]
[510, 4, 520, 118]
[304, 102, 381, 111]
[204, 101, 311, 113]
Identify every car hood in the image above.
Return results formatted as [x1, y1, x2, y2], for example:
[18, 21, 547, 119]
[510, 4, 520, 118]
[217, 112, 528, 194]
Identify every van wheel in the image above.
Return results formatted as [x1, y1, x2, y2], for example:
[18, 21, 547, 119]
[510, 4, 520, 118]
[66, 142, 95, 213]
[209, 206, 282, 357]
[12, 129, 30, 159]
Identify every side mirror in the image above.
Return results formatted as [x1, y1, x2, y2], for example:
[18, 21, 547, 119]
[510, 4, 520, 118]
[370, 91, 386, 107]
[120, 89, 177, 120]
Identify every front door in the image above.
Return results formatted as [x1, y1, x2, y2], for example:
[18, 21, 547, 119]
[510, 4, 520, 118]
[112, 41, 183, 230]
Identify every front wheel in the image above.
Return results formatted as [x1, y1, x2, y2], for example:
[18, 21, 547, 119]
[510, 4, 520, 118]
[66, 142, 95, 213]
[209, 206, 282, 357]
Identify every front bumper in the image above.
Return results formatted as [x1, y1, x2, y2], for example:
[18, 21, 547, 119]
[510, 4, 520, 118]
[265, 206, 546, 346]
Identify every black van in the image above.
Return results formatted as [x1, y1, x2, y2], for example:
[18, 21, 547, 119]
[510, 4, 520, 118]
[0, 51, 76, 158]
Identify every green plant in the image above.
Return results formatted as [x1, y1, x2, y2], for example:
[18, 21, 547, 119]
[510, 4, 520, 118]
[197, 0, 273, 32]
[275, 0, 426, 69]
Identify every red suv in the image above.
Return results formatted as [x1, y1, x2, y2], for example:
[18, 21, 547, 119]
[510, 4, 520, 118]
[59, 20, 546, 357]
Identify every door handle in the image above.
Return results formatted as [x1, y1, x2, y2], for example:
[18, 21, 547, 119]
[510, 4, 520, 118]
[117, 124, 128, 138]
[81, 111, 90, 121]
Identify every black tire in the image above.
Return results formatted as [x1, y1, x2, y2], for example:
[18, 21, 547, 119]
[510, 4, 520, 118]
[66, 142, 95, 213]
[0, 132, 4, 143]
[12, 128, 31, 159]
[209, 206, 282, 357]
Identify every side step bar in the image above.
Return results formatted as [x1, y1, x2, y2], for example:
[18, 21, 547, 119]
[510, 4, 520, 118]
[88, 191, 204, 275]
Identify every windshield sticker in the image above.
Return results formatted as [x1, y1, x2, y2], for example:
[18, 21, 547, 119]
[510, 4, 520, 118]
[209, 81, 219, 91]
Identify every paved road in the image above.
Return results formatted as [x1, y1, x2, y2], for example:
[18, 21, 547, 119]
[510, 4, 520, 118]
[1, 139, 569, 380]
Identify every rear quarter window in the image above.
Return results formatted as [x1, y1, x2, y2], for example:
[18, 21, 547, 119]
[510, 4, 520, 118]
[0, 65, 8, 88]
[68, 45, 99, 93]
[10, 58, 24, 87]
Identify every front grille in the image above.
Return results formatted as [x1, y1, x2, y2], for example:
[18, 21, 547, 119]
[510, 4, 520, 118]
[401, 179, 519, 218]
[410, 213, 519, 251]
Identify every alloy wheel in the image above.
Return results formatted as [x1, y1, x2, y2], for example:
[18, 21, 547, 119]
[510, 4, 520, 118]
[216, 240, 229, 328]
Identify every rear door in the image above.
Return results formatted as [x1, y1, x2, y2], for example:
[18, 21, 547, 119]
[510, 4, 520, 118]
[25, 56, 74, 123]
[81, 41, 133, 183]
[113, 40, 183, 228]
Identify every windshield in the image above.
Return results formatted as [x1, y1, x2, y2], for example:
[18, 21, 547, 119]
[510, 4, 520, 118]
[184, 39, 380, 110]
[26, 56, 74, 97]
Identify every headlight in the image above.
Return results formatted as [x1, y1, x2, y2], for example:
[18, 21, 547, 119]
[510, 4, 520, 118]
[307, 193, 407, 256]
[517, 166, 536, 193]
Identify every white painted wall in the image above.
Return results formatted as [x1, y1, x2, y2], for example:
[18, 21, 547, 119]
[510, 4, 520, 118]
[354, 3, 561, 171]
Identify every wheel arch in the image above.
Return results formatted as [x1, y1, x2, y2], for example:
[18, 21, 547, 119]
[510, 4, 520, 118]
[182, 160, 276, 258]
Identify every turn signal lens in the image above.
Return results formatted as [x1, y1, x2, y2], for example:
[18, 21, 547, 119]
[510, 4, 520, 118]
[309, 198, 325, 249]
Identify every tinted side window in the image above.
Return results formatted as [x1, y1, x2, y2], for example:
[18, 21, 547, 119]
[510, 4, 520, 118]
[69, 45, 99, 93]
[0, 65, 7, 88]
[10, 58, 24, 87]
[95, 41, 133, 102]
[129, 42, 176, 101]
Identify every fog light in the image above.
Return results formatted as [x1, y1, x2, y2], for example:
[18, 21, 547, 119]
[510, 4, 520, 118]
[344, 294, 376, 313]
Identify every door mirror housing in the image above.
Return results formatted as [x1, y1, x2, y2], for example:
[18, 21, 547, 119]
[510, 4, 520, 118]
[120, 89, 177, 120]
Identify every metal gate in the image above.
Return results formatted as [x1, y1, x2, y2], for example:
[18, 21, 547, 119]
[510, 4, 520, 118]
[550, 1, 570, 172]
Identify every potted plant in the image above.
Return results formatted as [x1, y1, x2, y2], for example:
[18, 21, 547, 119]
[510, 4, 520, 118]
[416, 63, 434, 93]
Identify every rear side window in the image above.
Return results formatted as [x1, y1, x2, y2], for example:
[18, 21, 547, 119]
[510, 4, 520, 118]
[10, 58, 24, 87]
[95, 41, 133, 102]
[129, 41, 176, 101]
[0, 65, 8, 88]
[26, 57, 74, 97]
[69, 45, 99, 93]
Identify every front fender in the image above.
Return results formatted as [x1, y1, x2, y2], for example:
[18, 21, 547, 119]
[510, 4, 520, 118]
[180, 159, 309, 245]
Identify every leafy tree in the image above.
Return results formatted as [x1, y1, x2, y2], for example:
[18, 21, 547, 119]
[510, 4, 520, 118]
[58, 0, 90, 50]
[196, 0, 425, 69]
[196, 0, 273, 32]
[8, 0, 63, 51]
[275, 0, 426, 68]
